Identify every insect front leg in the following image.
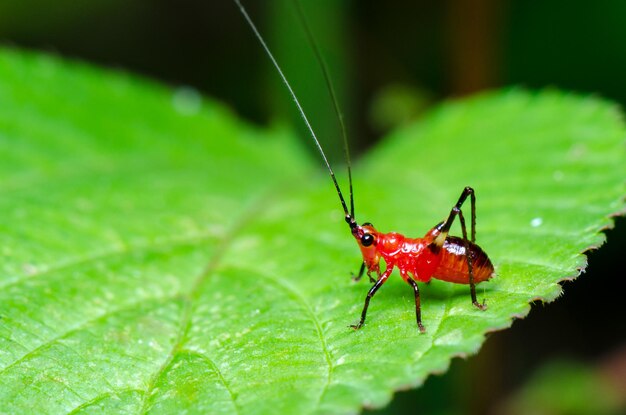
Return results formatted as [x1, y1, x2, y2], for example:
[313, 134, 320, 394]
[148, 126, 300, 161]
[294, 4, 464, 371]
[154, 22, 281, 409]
[351, 262, 378, 283]
[350, 266, 392, 330]
[431, 186, 486, 310]
[351, 262, 366, 282]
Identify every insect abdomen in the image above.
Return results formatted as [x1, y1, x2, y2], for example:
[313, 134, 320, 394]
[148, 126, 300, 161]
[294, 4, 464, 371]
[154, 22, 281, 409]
[433, 236, 494, 284]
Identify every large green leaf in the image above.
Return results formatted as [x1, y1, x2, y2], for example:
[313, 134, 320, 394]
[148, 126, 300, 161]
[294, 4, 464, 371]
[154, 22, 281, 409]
[0, 49, 624, 414]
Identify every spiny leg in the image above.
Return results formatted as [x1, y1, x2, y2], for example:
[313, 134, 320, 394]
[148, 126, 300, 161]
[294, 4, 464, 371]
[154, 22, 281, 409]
[350, 267, 392, 330]
[458, 207, 486, 310]
[406, 278, 425, 333]
[431, 186, 486, 310]
[432, 187, 474, 245]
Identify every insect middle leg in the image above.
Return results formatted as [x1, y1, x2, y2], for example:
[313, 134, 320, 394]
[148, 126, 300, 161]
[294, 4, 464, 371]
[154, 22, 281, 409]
[402, 271, 425, 333]
[433, 186, 486, 310]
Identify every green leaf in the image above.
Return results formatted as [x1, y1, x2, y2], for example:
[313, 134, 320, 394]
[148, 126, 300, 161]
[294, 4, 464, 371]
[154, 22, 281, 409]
[0, 49, 624, 414]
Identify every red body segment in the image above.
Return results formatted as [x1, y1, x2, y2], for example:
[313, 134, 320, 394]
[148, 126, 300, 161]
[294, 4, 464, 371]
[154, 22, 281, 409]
[434, 236, 493, 284]
[354, 223, 494, 286]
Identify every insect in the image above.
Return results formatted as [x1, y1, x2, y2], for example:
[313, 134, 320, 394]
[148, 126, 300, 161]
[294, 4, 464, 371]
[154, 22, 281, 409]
[234, 0, 494, 332]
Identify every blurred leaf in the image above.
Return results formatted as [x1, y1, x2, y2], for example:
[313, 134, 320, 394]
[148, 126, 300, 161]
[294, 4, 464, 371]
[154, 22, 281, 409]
[496, 360, 624, 415]
[368, 83, 433, 133]
[0, 49, 624, 414]
[0, 0, 124, 34]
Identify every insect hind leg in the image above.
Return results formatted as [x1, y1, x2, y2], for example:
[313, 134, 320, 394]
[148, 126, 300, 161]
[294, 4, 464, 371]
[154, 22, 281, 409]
[431, 186, 486, 310]
[457, 203, 487, 310]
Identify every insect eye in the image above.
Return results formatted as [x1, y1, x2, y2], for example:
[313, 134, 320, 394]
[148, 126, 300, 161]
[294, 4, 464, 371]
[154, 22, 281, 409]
[361, 233, 375, 247]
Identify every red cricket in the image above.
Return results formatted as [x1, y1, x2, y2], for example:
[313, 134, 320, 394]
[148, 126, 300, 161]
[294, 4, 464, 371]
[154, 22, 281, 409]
[235, 0, 494, 332]
[347, 187, 493, 332]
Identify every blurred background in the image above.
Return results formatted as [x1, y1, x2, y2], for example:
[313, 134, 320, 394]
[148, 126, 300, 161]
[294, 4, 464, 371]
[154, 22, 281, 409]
[1, 0, 624, 413]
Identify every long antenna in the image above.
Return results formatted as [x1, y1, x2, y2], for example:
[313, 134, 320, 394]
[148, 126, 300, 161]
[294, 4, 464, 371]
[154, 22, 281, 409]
[233, 0, 355, 226]
[292, 0, 355, 220]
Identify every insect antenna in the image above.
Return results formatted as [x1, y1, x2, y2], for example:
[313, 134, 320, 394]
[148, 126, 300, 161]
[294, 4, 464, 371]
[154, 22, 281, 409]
[233, 0, 357, 228]
[292, 0, 355, 221]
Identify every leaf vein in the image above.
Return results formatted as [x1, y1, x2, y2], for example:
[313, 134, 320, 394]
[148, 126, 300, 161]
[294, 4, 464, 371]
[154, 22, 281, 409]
[135, 194, 272, 415]
[66, 388, 143, 415]
[0, 232, 217, 290]
[252, 270, 334, 410]
[0, 298, 175, 375]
